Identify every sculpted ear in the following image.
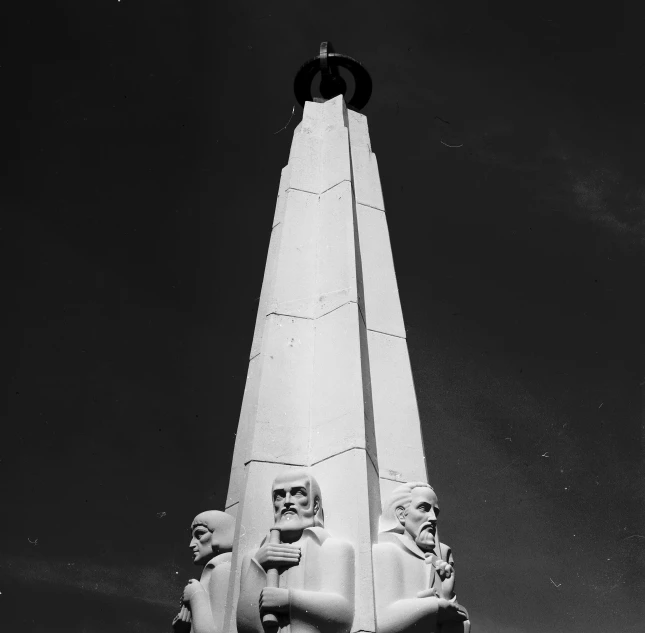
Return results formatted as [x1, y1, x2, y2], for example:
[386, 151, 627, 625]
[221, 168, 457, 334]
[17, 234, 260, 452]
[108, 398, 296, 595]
[313, 496, 321, 514]
[395, 505, 406, 526]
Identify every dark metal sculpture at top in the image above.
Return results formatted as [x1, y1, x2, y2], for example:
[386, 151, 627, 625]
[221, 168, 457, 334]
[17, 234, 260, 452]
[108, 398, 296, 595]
[294, 42, 372, 111]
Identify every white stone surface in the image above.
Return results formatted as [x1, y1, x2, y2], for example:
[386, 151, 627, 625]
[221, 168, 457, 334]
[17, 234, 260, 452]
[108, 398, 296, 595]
[248, 314, 314, 465]
[367, 329, 428, 492]
[356, 203, 406, 338]
[347, 109, 371, 151]
[226, 353, 262, 511]
[314, 180, 358, 318]
[350, 145, 385, 211]
[312, 448, 381, 633]
[249, 221, 283, 360]
[309, 302, 372, 466]
[225, 95, 429, 633]
[269, 189, 319, 319]
[272, 164, 291, 228]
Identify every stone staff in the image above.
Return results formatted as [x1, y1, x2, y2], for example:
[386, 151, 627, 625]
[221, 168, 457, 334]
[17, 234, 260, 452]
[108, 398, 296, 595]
[262, 527, 281, 632]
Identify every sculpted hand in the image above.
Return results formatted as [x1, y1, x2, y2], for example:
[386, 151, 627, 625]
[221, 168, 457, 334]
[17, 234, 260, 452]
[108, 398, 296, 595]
[433, 560, 454, 580]
[436, 598, 468, 623]
[183, 579, 205, 604]
[172, 606, 192, 633]
[254, 543, 301, 571]
[259, 587, 290, 613]
[416, 588, 440, 599]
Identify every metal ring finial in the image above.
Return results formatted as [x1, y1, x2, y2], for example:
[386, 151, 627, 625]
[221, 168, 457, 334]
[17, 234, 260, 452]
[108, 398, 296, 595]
[294, 42, 372, 111]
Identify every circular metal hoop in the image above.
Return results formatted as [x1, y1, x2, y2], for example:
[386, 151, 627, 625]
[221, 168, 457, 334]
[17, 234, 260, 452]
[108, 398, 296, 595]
[294, 50, 372, 111]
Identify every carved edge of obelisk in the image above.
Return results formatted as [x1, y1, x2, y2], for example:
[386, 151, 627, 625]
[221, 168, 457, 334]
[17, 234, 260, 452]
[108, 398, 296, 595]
[345, 105, 429, 502]
[226, 96, 378, 513]
[223, 96, 383, 633]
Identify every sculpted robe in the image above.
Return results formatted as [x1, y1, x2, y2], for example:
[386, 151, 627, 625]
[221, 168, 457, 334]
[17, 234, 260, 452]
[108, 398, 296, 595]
[190, 552, 232, 633]
[237, 527, 355, 633]
[373, 532, 469, 633]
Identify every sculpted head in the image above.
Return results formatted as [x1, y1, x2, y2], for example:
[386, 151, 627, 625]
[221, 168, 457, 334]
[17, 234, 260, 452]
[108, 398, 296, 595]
[380, 482, 440, 553]
[189, 510, 235, 566]
[271, 470, 324, 542]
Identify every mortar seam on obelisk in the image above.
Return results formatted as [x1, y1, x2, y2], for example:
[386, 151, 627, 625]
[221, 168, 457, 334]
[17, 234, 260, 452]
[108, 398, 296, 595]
[366, 327, 406, 340]
[379, 474, 410, 483]
[243, 458, 308, 468]
[319, 179, 352, 196]
[309, 445, 379, 473]
[356, 201, 385, 213]
[264, 298, 365, 323]
[285, 186, 319, 196]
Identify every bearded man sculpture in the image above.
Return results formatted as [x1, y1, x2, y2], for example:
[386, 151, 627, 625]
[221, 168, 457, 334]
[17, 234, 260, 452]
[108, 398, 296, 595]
[373, 483, 470, 633]
[172, 510, 236, 633]
[237, 470, 355, 633]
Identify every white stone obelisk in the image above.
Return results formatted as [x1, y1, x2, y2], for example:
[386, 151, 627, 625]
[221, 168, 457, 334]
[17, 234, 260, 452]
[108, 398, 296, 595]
[223, 95, 428, 633]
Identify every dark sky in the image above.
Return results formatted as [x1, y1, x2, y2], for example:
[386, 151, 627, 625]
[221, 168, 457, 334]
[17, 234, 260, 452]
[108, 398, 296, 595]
[2, 1, 644, 631]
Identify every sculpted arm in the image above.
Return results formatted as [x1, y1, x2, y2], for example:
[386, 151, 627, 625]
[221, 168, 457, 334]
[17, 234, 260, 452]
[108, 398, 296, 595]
[440, 547, 456, 601]
[187, 586, 216, 633]
[373, 543, 442, 633]
[185, 561, 231, 633]
[237, 552, 267, 633]
[289, 540, 355, 633]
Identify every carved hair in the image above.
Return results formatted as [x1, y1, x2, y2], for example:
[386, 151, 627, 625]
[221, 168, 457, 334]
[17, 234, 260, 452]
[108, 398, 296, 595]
[308, 473, 325, 528]
[379, 481, 436, 534]
[272, 470, 325, 528]
[190, 510, 236, 551]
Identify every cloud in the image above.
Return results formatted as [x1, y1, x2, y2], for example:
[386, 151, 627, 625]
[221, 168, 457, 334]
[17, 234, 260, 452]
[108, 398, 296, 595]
[549, 133, 645, 245]
[1, 554, 180, 609]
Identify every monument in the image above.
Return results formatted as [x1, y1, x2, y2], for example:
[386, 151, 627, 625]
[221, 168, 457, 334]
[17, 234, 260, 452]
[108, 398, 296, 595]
[174, 42, 470, 633]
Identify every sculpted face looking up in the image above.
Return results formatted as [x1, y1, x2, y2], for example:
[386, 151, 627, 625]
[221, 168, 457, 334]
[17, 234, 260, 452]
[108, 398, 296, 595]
[189, 510, 235, 566]
[271, 470, 322, 542]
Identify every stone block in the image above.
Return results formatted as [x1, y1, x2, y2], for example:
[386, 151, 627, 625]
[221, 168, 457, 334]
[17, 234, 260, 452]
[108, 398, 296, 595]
[270, 189, 318, 319]
[356, 204, 406, 338]
[367, 330, 428, 484]
[320, 127, 352, 194]
[347, 110, 371, 151]
[272, 163, 292, 228]
[312, 448, 380, 633]
[314, 180, 358, 318]
[226, 354, 263, 511]
[288, 132, 324, 194]
[309, 302, 374, 466]
[249, 221, 284, 359]
[248, 314, 314, 465]
[322, 95, 348, 129]
[350, 145, 385, 212]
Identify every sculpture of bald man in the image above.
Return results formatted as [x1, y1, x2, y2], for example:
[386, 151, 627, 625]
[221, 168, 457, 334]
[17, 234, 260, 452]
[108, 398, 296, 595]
[172, 510, 236, 633]
[373, 483, 470, 633]
[237, 470, 355, 633]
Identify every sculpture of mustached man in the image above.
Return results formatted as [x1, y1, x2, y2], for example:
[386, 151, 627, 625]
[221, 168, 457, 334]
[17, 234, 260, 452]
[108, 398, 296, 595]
[237, 469, 355, 633]
[373, 482, 471, 633]
[173, 511, 235, 633]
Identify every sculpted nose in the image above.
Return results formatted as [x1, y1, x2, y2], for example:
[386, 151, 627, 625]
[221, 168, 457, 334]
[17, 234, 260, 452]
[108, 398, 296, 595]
[428, 508, 437, 521]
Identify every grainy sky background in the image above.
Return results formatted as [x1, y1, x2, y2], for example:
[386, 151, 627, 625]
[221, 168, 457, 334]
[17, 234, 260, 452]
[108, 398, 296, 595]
[2, 1, 644, 632]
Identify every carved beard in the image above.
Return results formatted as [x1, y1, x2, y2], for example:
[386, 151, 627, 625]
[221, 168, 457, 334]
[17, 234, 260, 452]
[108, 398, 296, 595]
[275, 507, 315, 536]
[414, 524, 436, 552]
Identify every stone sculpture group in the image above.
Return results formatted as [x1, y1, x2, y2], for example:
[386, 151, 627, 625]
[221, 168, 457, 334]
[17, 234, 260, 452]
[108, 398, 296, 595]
[173, 471, 470, 633]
